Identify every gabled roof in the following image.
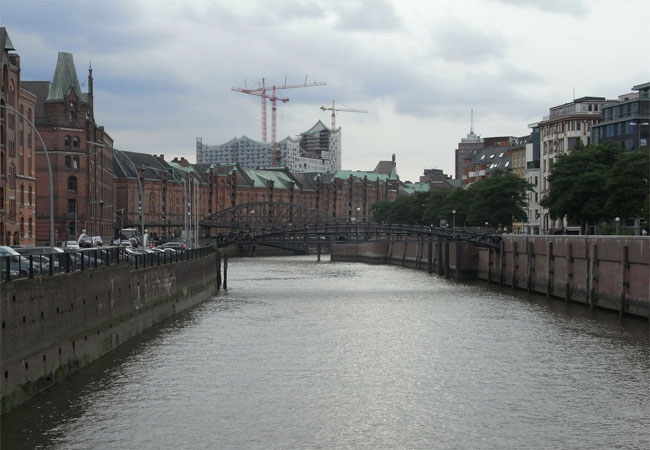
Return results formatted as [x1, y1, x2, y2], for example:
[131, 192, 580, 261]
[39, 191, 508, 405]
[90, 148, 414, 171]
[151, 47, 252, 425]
[47, 52, 87, 102]
[20, 81, 51, 122]
[1, 28, 15, 51]
[241, 168, 299, 190]
[374, 160, 398, 179]
[335, 170, 392, 183]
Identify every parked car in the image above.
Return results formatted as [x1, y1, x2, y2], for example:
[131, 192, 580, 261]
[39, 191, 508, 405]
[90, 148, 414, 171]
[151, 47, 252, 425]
[13, 246, 64, 273]
[92, 236, 103, 247]
[63, 241, 80, 251]
[160, 241, 186, 251]
[0, 246, 30, 278]
[79, 236, 94, 248]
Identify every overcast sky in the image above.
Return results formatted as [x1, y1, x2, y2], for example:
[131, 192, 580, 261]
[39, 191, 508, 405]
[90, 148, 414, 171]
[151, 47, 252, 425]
[2, 0, 649, 181]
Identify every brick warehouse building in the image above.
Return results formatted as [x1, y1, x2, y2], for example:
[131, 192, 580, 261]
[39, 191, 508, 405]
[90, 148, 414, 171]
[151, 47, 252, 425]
[112, 153, 399, 241]
[23, 52, 114, 244]
[1, 28, 37, 246]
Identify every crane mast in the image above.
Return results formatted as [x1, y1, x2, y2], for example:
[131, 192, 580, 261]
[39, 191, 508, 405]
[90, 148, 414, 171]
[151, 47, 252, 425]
[320, 100, 368, 129]
[233, 76, 326, 167]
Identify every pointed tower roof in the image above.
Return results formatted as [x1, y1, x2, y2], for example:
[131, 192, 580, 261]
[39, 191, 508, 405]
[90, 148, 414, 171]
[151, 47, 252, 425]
[1, 28, 16, 51]
[47, 52, 86, 102]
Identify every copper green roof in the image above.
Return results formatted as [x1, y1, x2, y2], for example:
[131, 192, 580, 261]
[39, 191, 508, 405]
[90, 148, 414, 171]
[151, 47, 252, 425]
[2, 29, 15, 51]
[334, 170, 392, 182]
[47, 52, 86, 102]
[243, 169, 298, 189]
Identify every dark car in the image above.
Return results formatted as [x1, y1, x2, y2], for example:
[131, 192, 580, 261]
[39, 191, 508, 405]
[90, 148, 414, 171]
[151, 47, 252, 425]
[160, 241, 186, 251]
[79, 236, 94, 248]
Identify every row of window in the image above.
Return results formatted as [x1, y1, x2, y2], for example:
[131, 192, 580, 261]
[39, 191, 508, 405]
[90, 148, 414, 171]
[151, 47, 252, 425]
[64, 136, 80, 149]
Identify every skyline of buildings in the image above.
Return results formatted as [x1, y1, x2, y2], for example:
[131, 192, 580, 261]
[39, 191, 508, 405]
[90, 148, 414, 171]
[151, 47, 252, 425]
[1, 27, 648, 246]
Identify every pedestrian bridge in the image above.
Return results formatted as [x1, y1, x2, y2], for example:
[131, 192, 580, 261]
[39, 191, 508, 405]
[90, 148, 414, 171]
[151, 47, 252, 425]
[202, 203, 502, 249]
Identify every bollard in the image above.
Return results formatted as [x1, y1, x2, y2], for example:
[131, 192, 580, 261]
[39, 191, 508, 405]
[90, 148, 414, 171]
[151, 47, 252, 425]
[223, 253, 228, 290]
[454, 241, 461, 281]
[216, 251, 222, 289]
[546, 241, 554, 298]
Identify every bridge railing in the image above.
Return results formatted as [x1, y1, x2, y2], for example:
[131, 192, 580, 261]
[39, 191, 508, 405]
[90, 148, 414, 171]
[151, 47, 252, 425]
[214, 222, 502, 249]
[0, 245, 215, 282]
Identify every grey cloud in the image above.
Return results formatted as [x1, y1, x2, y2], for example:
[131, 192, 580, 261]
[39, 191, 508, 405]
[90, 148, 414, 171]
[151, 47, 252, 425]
[432, 24, 507, 64]
[335, 0, 402, 31]
[491, 0, 590, 16]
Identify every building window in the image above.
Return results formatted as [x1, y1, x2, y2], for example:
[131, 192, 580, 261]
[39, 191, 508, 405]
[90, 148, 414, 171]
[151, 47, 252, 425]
[68, 176, 78, 192]
[74, 156, 79, 170]
[28, 185, 32, 206]
[65, 155, 72, 169]
[9, 164, 16, 188]
[64, 136, 71, 149]
[72, 136, 79, 149]
[67, 199, 76, 215]
[28, 218, 32, 239]
[20, 184, 24, 206]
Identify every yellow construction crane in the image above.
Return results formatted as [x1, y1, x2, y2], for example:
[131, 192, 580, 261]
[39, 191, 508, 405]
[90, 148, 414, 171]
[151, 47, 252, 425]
[320, 100, 368, 129]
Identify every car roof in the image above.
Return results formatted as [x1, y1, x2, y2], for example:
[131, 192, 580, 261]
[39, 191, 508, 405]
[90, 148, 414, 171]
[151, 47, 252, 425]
[0, 246, 20, 255]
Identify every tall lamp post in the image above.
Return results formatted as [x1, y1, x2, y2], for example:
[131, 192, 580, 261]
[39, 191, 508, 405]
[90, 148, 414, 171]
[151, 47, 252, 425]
[1, 104, 55, 248]
[356, 207, 361, 240]
[452, 209, 456, 239]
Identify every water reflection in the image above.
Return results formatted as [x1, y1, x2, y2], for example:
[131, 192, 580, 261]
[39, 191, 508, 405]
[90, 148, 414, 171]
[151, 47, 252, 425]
[2, 256, 648, 450]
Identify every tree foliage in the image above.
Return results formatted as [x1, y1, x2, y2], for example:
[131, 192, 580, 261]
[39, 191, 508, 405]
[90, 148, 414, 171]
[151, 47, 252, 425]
[540, 142, 647, 231]
[372, 170, 532, 230]
[605, 147, 649, 220]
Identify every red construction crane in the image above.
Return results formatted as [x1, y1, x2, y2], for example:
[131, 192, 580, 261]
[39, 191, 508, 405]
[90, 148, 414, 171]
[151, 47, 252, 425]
[232, 76, 326, 166]
[320, 100, 368, 129]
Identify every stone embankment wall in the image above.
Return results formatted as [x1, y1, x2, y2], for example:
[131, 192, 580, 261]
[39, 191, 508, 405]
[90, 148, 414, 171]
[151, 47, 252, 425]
[1, 253, 218, 413]
[331, 236, 649, 318]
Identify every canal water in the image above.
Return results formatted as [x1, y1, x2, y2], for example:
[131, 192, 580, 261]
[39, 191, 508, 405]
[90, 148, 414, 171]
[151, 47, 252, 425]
[2, 256, 649, 449]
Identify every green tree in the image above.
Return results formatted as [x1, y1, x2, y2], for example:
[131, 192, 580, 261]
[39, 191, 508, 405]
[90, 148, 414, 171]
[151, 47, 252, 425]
[540, 142, 623, 233]
[466, 169, 532, 230]
[605, 147, 649, 220]
[422, 188, 468, 227]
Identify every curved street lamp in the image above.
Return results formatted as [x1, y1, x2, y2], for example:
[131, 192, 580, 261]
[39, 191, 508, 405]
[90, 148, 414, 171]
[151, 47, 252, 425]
[1, 104, 55, 249]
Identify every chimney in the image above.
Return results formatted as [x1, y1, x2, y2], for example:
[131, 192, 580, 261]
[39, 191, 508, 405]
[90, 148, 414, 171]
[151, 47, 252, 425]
[392, 153, 395, 163]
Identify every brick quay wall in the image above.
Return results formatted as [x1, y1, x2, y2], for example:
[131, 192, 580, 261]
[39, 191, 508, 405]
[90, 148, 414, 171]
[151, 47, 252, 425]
[1, 252, 219, 413]
[331, 236, 649, 319]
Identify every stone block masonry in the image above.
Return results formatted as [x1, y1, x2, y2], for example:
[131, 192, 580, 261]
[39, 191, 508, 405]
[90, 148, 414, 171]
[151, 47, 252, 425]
[1, 250, 218, 413]
[332, 235, 649, 318]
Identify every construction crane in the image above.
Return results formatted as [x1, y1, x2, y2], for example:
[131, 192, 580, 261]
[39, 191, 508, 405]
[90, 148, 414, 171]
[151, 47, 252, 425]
[320, 100, 368, 129]
[232, 76, 326, 167]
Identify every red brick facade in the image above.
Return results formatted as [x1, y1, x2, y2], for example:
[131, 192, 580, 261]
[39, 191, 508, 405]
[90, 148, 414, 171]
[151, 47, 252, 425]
[1, 29, 37, 246]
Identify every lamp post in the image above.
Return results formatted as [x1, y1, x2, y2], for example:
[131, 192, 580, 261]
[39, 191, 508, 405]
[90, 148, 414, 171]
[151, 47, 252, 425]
[1, 104, 55, 249]
[615, 217, 620, 235]
[452, 209, 456, 239]
[356, 207, 361, 240]
[251, 209, 255, 239]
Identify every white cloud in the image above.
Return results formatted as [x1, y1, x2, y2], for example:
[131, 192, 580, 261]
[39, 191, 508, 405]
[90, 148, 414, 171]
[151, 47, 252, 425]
[3, 0, 649, 183]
